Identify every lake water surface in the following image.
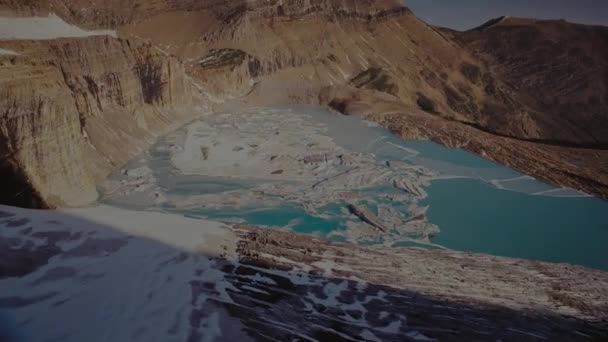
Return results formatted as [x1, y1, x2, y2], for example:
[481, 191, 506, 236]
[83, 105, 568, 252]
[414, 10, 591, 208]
[101, 106, 608, 270]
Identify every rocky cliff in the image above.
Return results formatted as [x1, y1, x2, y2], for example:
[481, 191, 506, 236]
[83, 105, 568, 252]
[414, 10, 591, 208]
[114, 0, 530, 124]
[0, 35, 195, 208]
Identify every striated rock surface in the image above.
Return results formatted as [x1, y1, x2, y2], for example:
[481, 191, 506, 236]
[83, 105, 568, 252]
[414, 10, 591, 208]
[0, 35, 195, 208]
[0, 3, 606, 341]
[1, 205, 607, 341]
[111, 0, 608, 198]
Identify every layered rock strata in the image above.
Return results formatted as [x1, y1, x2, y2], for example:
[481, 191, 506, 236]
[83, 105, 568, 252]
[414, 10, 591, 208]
[0, 35, 194, 207]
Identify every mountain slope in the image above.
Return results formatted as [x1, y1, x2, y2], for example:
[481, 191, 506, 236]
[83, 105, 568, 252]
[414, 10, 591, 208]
[0, 35, 195, 208]
[0, 1, 607, 206]
[453, 17, 608, 146]
[0, 3, 607, 340]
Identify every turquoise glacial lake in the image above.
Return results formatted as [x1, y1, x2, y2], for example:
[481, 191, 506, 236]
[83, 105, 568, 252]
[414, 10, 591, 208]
[105, 106, 608, 271]
[423, 178, 608, 270]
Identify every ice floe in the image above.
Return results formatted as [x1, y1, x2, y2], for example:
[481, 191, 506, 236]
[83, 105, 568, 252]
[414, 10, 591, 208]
[101, 107, 441, 247]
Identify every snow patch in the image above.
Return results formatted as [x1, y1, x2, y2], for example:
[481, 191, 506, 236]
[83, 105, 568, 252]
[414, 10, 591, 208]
[61, 205, 237, 256]
[0, 14, 116, 40]
[0, 204, 240, 342]
[0, 48, 18, 55]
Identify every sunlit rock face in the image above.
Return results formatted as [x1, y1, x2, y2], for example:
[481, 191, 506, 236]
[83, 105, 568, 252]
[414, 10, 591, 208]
[0, 31, 195, 208]
[108, 0, 608, 197]
[0, 0, 467, 207]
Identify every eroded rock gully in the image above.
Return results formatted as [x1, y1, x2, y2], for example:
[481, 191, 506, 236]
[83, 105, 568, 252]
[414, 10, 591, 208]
[0, 36, 194, 208]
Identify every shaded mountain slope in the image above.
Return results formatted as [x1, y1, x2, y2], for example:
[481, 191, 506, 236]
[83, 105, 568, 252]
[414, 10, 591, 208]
[452, 17, 608, 146]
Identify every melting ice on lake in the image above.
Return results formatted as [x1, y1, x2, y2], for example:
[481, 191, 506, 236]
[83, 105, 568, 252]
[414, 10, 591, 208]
[101, 106, 608, 270]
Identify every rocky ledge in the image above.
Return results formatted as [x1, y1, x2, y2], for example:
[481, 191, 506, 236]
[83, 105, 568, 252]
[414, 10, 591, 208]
[1, 205, 606, 341]
[234, 227, 608, 341]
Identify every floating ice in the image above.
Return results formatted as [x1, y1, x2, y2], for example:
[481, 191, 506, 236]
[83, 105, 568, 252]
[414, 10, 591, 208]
[100, 106, 606, 269]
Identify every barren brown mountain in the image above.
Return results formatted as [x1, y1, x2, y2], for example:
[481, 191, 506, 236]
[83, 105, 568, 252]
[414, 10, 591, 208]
[0, 0, 607, 206]
[451, 16, 608, 146]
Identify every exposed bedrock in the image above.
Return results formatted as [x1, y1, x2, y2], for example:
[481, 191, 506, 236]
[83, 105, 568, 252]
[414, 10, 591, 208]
[451, 17, 608, 146]
[1, 204, 607, 340]
[232, 227, 608, 340]
[0, 0, 607, 204]
[0, 36, 195, 208]
[0, 0, 409, 28]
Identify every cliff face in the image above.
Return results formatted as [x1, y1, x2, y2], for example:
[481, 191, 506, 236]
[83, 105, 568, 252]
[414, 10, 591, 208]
[1, 4, 607, 339]
[118, 0, 520, 117]
[0, 36, 194, 208]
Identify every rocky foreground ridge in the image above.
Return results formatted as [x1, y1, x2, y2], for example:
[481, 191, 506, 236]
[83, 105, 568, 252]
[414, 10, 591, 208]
[1, 205, 607, 340]
[1, 0, 607, 208]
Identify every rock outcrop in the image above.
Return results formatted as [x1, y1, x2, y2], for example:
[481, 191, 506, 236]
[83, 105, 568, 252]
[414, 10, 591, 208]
[1, 205, 607, 340]
[0, 0, 607, 204]
[0, 36, 194, 208]
[111, 0, 608, 197]
[453, 17, 608, 146]
[0, 3, 607, 340]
